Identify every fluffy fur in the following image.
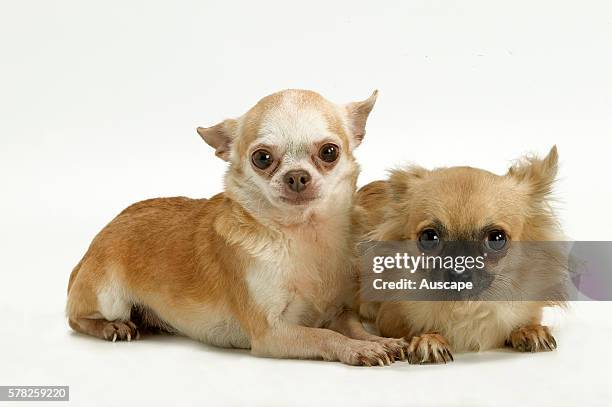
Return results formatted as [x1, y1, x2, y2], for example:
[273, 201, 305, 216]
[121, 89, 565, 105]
[355, 146, 565, 363]
[66, 89, 410, 366]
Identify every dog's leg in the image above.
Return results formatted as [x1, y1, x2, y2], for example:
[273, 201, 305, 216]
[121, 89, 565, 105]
[328, 310, 410, 361]
[67, 263, 140, 342]
[251, 323, 394, 366]
[507, 324, 557, 352]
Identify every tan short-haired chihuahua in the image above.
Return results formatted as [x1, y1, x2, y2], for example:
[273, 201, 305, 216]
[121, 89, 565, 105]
[356, 147, 564, 364]
[67, 89, 409, 366]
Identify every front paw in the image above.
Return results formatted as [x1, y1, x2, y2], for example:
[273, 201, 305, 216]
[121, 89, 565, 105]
[407, 333, 454, 364]
[508, 325, 557, 352]
[341, 340, 394, 367]
[374, 337, 411, 361]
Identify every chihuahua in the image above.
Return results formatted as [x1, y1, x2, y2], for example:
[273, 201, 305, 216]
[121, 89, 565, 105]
[356, 146, 564, 363]
[66, 89, 410, 366]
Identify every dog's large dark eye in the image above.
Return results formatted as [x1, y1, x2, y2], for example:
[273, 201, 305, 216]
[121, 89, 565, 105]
[418, 229, 440, 252]
[318, 143, 339, 163]
[251, 149, 274, 170]
[485, 229, 507, 251]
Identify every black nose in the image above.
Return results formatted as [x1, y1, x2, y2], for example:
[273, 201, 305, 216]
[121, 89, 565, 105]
[284, 170, 311, 193]
[446, 268, 472, 283]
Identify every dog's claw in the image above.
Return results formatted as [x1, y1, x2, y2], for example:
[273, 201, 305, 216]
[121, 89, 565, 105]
[373, 337, 410, 363]
[407, 333, 454, 364]
[102, 321, 139, 343]
[509, 325, 557, 353]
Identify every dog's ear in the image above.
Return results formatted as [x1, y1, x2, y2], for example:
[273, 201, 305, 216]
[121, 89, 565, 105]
[344, 90, 378, 148]
[197, 119, 238, 161]
[388, 165, 429, 202]
[507, 145, 558, 200]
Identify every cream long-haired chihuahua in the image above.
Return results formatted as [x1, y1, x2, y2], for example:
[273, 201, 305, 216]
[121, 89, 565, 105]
[356, 146, 564, 364]
[66, 89, 410, 366]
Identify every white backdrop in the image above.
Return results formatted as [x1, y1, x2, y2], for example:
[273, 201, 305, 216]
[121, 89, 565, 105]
[1, 1, 611, 406]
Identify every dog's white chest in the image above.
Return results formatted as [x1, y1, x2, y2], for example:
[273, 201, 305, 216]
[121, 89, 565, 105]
[245, 255, 309, 325]
[245, 248, 341, 327]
